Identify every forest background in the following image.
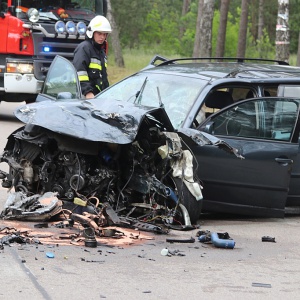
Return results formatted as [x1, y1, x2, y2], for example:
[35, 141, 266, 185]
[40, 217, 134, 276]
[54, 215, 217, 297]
[95, 0, 300, 84]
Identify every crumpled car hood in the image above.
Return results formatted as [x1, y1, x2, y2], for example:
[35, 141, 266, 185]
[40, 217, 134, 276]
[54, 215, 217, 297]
[14, 98, 174, 144]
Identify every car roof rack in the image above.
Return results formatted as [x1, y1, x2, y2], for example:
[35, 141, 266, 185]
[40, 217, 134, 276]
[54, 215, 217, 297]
[157, 57, 290, 66]
[148, 55, 169, 66]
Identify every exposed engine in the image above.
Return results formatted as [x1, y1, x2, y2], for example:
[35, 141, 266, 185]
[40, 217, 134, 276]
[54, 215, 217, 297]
[0, 121, 198, 225]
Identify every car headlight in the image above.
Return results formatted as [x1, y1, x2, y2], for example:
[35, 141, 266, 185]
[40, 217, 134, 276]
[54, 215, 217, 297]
[7, 62, 34, 74]
[77, 22, 87, 35]
[66, 21, 76, 34]
[27, 8, 39, 23]
[55, 21, 66, 34]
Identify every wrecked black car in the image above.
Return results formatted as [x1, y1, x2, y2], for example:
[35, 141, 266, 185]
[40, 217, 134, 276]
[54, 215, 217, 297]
[0, 56, 239, 225]
[93, 56, 300, 218]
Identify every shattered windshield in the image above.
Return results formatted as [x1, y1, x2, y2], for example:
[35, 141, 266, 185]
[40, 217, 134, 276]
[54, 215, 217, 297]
[15, 0, 96, 21]
[96, 73, 204, 129]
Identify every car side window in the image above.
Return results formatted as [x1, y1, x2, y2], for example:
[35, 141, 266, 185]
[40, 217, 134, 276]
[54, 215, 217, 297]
[194, 87, 257, 127]
[207, 98, 299, 141]
[42, 56, 80, 99]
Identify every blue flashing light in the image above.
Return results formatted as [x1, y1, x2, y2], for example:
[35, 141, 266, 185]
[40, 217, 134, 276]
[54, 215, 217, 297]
[43, 46, 50, 52]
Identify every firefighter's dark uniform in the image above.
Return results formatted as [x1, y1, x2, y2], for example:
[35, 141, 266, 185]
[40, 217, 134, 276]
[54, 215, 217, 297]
[73, 39, 109, 97]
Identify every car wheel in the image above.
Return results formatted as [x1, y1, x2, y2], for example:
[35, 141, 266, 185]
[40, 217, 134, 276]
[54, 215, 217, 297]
[171, 177, 203, 224]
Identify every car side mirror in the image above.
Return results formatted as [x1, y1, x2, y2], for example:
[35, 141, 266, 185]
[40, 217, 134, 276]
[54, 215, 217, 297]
[201, 121, 215, 134]
[57, 92, 73, 100]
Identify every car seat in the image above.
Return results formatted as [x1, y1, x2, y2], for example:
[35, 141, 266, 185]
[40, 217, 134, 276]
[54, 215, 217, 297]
[204, 90, 234, 118]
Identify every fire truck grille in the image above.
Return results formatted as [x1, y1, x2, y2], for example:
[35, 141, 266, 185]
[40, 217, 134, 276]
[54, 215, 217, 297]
[33, 35, 83, 59]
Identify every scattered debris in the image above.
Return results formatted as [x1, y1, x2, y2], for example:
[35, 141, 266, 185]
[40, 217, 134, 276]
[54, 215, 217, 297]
[166, 237, 195, 243]
[101, 228, 125, 238]
[46, 252, 55, 258]
[0, 217, 155, 248]
[54, 219, 74, 228]
[0, 192, 62, 221]
[252, 282, 272, 288]
[34, 223, 49, 228]
[197, 230, 235, 249]
[0, 192, 237, 252]
[83, 228, 97, 248]
[168, 249, 185, 256]
[161, 248, 169, 256]
[160, 247, 186, 256]
[0, 233, 26, 249]
[262, 236, 276, 243]
[80, 258, 105, 263]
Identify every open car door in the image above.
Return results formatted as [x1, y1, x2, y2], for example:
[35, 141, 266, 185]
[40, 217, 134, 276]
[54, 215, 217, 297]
[188, 97, 300, 218]
[36, 55, 82, 101]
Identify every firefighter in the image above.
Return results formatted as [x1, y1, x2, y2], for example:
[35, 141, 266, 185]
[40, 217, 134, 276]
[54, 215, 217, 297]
[73, 15, 112, 99]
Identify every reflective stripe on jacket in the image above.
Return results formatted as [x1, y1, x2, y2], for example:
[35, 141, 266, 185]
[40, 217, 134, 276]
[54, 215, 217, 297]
[73, 40, 109, 96]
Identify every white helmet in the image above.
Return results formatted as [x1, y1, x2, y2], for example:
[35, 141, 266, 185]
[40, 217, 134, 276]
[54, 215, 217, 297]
[86, 15, 112, 38]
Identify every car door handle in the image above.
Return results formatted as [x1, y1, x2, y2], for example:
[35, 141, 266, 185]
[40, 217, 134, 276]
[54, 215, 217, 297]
[275, 157, 294, 166]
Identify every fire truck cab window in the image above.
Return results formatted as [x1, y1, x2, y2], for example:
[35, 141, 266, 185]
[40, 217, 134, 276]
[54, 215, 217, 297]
[1, 1, 7, 12]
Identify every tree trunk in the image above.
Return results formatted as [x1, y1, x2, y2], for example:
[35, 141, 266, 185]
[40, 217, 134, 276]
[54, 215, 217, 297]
[193, 0, 214, 59]
[257, 0, 264, 56]
[237, 0, 249, 58]
[193, 0, 203, 57]
[180, 0, 191, 38]
[182, 0, 191, 15]
[199, 0, 214, 57]
[297, 31, 300, 66]
[215, 0, 230, 58]
[106, 0, 125, 68]
[275, 0, 289, 63]
[258, 0, 264, 40]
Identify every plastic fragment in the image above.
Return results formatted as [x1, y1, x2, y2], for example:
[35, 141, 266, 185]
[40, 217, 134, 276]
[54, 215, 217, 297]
[252, 282, 272, 288]
[46, 252, 55, 258]
[161, 248, 169, 256]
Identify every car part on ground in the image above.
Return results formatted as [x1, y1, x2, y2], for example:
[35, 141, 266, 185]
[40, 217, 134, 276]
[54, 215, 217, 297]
[0, 192, 62, 221]
[198, 230, 235, 249]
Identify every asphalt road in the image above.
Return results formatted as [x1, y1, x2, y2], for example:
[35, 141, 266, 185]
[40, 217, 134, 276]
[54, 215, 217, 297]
[1, 101, 300, 300]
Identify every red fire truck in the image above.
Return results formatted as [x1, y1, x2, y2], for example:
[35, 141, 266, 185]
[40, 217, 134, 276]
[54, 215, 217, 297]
[0, 0, 106, 103]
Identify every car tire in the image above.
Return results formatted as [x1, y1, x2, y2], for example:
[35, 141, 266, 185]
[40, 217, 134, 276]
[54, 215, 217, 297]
[172, 177, 203, 224]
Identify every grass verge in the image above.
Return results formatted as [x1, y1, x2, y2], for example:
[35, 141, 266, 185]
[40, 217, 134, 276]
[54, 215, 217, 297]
[107, 48, 179, 84]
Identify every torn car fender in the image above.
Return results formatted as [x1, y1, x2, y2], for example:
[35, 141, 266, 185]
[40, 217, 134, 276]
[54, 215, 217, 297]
[170, 150, 203, 201]
[158, 132, 203, 201]
[177, 128, 244, 159]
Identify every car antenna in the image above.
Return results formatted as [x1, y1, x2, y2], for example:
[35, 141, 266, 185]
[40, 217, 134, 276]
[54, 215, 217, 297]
[134, 77, 148, 104]
[156, 86, 164, 108]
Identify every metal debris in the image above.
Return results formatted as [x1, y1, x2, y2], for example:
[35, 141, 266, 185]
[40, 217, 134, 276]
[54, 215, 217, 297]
[0, 192, 63, 221]
[166, 237, 195, 243]
[252, 283, 272, 288]
[262, 236, 276, 242]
